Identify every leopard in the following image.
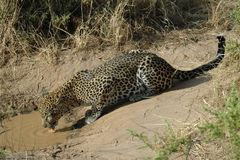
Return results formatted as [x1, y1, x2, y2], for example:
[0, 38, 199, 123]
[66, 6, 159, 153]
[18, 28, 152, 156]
[38, 36, 226, 131]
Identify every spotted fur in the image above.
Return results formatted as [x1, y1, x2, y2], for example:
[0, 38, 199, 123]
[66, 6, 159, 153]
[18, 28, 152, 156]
[38, 36, 225, 129]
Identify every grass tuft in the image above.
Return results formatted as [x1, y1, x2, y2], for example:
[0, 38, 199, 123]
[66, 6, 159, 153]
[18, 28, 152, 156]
[199, 83, 240, 159]
[226, 40, 240, 62]
[128, 123, 192, 160]
[0, 150, 6, 159]
[231, 2, 240, 28]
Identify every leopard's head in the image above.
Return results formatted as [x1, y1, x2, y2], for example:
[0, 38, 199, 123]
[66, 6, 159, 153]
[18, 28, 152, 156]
[38, 91, 64, 129]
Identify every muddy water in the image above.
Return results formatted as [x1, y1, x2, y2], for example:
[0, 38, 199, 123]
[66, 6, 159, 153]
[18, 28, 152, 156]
[0, 112, 71, 152]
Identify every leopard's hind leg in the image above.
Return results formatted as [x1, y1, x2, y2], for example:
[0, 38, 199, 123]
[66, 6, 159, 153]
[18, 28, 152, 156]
[130, 55, 174, 101]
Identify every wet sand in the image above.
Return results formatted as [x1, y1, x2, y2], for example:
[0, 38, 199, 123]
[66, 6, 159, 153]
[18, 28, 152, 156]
[0, 112, 70, 152]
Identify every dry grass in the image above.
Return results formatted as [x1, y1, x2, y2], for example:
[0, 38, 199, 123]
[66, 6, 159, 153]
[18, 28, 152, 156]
[0, 0, 213, 66]
[0, 0, 21, 66]
[207, 0, 237, 28]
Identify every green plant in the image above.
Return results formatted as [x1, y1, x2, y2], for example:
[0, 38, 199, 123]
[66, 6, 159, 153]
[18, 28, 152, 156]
[0, 149, 6, 159]
[199, 83, 240, 159]
[154, 127, 191, 160]
[128, 123, 192, 160]
[231, 1, 240, 27]
[223, 40, 240, 73]
[226, 40, 240, 61]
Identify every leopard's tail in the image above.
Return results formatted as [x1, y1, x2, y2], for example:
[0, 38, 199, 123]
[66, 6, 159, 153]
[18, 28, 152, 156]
[173, 36, 226, 81]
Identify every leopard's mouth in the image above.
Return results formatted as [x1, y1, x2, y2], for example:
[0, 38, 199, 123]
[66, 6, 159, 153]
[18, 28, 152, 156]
[42, 120, 57, 129]
[48, 128, 56, 133]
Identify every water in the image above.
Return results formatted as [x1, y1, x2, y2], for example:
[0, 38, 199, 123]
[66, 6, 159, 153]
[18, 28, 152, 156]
[0, 112, 70, 152]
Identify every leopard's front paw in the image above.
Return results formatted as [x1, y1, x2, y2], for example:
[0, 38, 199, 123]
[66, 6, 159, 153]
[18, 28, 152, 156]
[85, 110, 101, 124]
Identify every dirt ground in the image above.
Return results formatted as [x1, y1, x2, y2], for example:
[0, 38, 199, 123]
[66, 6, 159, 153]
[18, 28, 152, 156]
[0, 31, 228, 159]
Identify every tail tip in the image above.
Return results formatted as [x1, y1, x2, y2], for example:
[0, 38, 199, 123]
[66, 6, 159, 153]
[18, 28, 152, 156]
[217, 35, 225, 42]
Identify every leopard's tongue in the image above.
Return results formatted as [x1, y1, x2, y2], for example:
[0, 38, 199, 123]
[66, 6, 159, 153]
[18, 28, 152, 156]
[48, 128, 56, 133]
